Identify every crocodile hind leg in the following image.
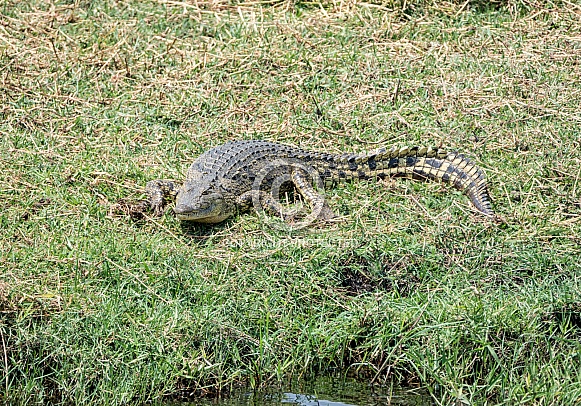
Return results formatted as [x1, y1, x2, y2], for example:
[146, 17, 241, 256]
[237, 190, 288, 219]
[237, 173, 335, 222]
[290, 170, 336, 221]
[145, 180, 180, 217]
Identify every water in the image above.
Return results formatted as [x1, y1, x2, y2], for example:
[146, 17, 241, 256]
[171, 376, 432, 406]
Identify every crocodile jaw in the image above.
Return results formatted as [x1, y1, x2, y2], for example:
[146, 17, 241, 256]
[175, 211, 231, 223]
[174, 192, 232, 223]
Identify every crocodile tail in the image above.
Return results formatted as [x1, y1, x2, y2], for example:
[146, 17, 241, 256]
[361, 146, 494, 216]
[313, 145, 494, 216]
[409, 152, 494, 216]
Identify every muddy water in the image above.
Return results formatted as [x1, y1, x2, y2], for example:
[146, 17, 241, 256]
[172, 376, 431, 406]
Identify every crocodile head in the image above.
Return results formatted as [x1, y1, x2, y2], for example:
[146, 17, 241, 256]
[173, 167, 234, 223]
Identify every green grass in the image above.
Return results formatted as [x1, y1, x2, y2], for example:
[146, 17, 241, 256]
[1, 0, 581, 404]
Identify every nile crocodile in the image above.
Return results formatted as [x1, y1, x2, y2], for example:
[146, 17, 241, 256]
[144, 140, 493, 224]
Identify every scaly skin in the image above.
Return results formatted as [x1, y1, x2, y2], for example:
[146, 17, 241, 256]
[145, 140, 494, 223]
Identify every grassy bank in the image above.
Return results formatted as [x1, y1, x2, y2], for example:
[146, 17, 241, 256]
[1, 0, 581, 404]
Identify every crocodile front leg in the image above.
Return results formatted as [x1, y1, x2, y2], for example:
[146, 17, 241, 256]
[145, 180, 180, 217]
